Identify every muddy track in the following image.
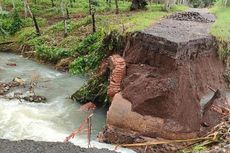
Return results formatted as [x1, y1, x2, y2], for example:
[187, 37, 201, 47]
[0, 139, 115, 153]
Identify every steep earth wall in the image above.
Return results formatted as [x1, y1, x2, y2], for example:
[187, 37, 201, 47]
[99, 11, 230, 145]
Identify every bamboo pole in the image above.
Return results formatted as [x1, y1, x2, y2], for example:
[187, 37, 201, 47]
[115, 136, 213, 148]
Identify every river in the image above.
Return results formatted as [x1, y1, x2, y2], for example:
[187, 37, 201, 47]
[0, 52, 134, 153]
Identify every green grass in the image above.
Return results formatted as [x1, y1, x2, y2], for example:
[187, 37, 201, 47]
[179, 144, 207, 153]
[211, 4, 230, 41]
[210, 2, 230, 59]
[1, 0, 188, 74]
[0, 0, 188, 105]
[210, 1, 230, 86]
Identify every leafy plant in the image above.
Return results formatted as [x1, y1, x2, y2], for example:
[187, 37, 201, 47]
[69, 30, 105, 74]
[71, 75, 109, 106]
[35, 45, 70, 63]
[10, 9, 22, 34]
[0, 9, 22, 35]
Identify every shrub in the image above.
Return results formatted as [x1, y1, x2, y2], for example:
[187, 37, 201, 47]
[69, 30, 105, 74]
[0, 9, 22, 35]
[71, 75, 109, 105]
[36, 45, 71, 63]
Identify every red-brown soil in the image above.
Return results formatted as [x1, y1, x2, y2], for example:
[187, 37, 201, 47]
[99, 10, 230, 152]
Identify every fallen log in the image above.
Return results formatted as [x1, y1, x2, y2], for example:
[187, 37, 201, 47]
[0, 41, 15, 45]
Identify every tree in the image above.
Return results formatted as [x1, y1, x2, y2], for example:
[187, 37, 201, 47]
[89, 0, 96, 32]
[11, 0, 15, 10]
[0, 4, 2, 12]
[51, 0, 55, 7]
[91, 7, 96, 33]
[106, 0, 112, 7]
[89, 0, 92, 14]
[130, 0, 148, 11]
[223, 0, 229, 6]
[61, 0, 69, 37]
[25, 0, 40, 35]
[163, 0, 176, 11]
[23, 0, 28, 18]
[115, 0, 119, 14]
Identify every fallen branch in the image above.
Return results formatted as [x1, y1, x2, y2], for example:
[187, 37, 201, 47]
[115, 136, 214, 148]
[87, 115, 92, 148]
[0, 41, 15, 45]
[115, 116, 230, 151]
[64, 112, 94, 143]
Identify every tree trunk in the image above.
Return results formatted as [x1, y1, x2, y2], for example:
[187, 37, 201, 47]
[223, 0, 228, 6]
[11, 0, 15, 10]
[64, 19, 68, 38]
[24, 0, 28, 18]
[61, 0, 68, 37]
[89, 0, 92, 15]
[92, 12, 96, 33]
[51, 0, 55, 7]
[0, 4, 3, 12]
[70, 0, 73, 7]
[26, 1, 40, 35]
[106, 0, 112, 7]
[109, 0, 111, 7]
[130, 0, 148, 11]
[32, 15, 40, 36]
[92, 11, 96, 33]
[115, 0, 119, 14]
[163, 0, 176, 11]
[66, 7, 70, 19]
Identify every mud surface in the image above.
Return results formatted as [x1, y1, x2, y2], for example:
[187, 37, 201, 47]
[0, 139, 115, 153]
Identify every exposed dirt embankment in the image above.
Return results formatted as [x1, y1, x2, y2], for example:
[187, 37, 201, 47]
[99, 10, 230, 151]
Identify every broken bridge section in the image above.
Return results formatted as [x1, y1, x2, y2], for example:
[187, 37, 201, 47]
[99, 10, 230, 144]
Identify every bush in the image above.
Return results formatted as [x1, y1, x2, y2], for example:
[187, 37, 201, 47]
[0, 9, 22, 35]
[10, 9, 22, 34]
[71, 75, 109, 105]
[69, 30, 106, 74]
[36, 45, 71, 63]
[189, 0, 216, 7]
[17, 27, 37, 43]
[69, 30, 124, 75]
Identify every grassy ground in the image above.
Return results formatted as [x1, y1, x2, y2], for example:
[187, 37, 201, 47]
[210, 1, 230, 58]
[211, 2, 230, 42]
[210, 1, 230, 86]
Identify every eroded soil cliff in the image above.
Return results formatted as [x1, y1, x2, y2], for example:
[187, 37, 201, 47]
[99, 10, 230, 152]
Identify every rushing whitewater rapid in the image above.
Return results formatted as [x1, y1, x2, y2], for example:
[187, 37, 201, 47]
[0, 52, 135, 153]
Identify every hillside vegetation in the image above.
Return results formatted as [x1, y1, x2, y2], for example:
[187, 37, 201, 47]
[210, 1, 230, 85]
[0, 0, 187, 74]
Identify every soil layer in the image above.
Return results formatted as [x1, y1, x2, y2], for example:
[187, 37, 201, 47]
[100, 9, 230, 152]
